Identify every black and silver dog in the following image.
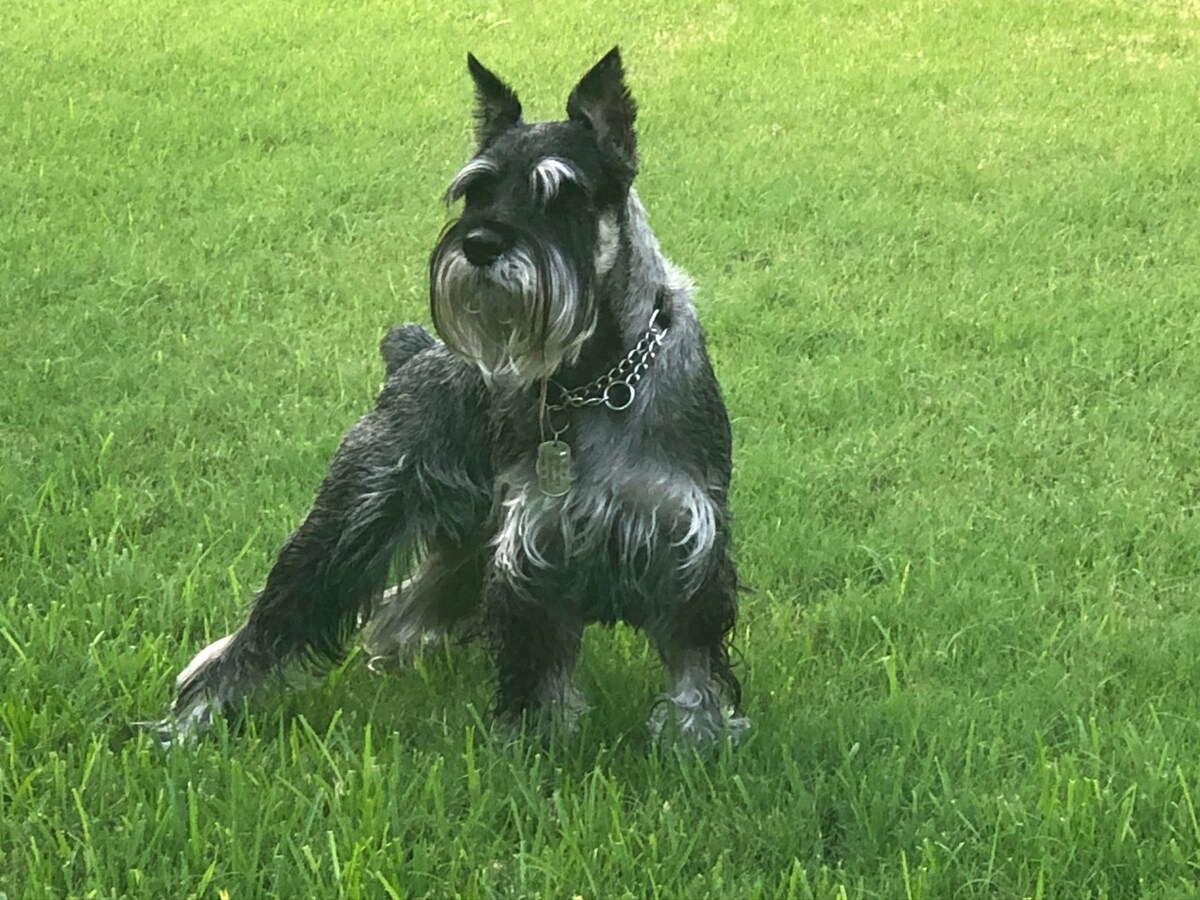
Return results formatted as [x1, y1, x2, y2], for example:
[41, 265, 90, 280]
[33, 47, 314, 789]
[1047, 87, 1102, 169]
[166, 48, 749, 743]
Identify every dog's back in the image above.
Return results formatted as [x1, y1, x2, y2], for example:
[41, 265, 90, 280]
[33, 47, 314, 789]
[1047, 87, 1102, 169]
[379, 324, 436, 377]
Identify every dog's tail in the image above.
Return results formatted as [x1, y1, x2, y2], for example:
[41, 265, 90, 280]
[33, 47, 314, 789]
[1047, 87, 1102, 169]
[380, 324, 437, 376]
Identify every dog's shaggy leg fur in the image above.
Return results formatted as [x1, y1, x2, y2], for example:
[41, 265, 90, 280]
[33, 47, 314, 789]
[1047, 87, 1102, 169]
[647, 528, 749, 744]
[360, 538, 486, 668]
[487, 562, 590, 732]
[165, 336, 491, 742]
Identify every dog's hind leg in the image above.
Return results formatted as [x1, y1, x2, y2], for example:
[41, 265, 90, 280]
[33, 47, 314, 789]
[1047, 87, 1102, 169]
[165, 339, 492, 742]
[360, 537, 487, 667]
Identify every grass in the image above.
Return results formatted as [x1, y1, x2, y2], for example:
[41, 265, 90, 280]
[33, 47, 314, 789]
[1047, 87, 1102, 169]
[3, 0, 1200, 895]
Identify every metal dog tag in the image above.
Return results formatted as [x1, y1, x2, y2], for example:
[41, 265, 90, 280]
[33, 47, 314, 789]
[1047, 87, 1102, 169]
[536, 440, 572, 497]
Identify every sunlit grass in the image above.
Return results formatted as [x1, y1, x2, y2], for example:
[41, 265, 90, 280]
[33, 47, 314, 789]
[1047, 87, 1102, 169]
[3, 0, 1200, 895]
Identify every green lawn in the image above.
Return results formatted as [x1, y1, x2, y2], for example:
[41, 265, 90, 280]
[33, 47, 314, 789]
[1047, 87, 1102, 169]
[4, 0, 1200, 896]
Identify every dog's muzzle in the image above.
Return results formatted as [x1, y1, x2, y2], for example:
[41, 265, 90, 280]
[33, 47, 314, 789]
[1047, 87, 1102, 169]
[429, 217, 597, 386]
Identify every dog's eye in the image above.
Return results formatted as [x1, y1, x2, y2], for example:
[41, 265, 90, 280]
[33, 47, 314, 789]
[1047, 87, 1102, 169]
[547, 179, 586, 209]
[463, 178, 496, 207]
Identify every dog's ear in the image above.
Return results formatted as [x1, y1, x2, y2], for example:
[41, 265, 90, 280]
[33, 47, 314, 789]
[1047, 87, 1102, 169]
[566, 46, 637, 170]
[467, 53, 523, 148]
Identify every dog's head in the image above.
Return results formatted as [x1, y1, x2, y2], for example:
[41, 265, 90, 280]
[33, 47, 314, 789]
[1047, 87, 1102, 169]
[430, 48, 638, 386]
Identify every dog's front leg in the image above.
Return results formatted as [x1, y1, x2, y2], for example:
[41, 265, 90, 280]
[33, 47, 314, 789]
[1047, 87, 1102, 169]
[165, 342, 491, 742]
[647, 530, 751, 744]
[484, 506, 588, 732]
[488, 578, 588, 734]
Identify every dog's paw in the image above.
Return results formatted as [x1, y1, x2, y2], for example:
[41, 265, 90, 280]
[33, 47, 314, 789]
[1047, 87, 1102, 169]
[492, 677, 590, 741]
[361, 585, 447, 671]
[647, 686, 751, 745]
[135, 688, 219, 749]
[364, 630, 442, 674]
[538, 678, 590, 734]
[151, 633, 237, 747]
[156, 697, 217, 748]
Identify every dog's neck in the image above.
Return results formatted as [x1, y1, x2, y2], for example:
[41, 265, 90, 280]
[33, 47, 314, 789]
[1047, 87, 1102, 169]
[552, 190, 666, 393]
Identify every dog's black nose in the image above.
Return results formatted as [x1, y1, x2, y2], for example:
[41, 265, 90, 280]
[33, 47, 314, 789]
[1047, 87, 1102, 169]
[462, 227, 508, 267]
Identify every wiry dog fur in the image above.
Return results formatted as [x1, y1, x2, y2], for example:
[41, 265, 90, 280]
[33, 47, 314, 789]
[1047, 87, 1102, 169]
[164, 48, 748, 743]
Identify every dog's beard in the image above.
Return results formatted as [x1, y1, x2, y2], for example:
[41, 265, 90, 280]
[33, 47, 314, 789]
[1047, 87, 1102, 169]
[431, 240, 595, 386]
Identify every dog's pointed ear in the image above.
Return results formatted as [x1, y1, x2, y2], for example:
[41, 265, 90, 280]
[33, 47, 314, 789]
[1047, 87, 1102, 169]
[467, 53, 523, 147]
[566, 46, 637, 169]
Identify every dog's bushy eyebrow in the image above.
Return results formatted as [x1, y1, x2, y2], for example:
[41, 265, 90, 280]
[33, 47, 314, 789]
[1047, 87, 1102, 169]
[530, 157, 586, 204]
[446, 157, 499, 203]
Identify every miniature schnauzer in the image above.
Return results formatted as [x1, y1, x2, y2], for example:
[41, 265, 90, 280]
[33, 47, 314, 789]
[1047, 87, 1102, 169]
[165, 47, 749, 743]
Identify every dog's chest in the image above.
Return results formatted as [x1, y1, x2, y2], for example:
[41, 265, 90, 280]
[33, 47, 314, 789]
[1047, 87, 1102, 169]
[491, 413, 714, 586]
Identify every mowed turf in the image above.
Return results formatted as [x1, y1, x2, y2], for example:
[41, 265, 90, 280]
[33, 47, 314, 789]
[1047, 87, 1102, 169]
[3, 0, 1200, 896]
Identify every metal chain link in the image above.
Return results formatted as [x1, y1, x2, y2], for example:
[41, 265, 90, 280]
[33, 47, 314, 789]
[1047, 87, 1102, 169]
[548, 308, 668, 417]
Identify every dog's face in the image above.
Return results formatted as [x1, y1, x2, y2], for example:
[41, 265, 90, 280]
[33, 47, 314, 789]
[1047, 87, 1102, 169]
[430, 48, 638, 386]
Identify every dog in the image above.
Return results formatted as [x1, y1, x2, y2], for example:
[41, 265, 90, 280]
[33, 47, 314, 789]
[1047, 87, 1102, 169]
[164, 47, 749, 744]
